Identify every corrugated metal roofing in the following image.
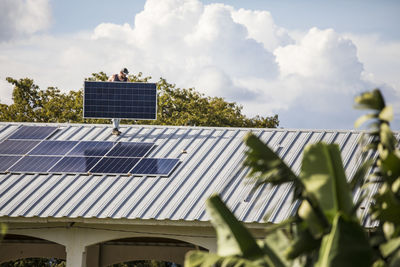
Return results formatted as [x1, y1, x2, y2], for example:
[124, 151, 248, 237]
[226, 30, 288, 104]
[0, 123, 396, 226]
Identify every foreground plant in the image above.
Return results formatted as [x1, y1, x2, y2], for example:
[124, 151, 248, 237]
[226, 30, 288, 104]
[185, 89, 400, 267]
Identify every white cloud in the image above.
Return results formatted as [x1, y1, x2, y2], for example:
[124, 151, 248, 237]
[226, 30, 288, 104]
[0, 0, 399, 129]
[231, 8, 293, 52]
[0, 0, 51, 41]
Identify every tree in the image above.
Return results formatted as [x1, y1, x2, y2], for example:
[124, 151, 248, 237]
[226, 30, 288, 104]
[0, 73, 279, 128]
[185, 89, 400, 267]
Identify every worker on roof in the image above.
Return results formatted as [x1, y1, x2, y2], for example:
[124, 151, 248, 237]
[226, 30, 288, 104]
[108, 68, 129, 136]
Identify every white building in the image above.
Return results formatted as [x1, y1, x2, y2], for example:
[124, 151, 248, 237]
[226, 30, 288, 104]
[0, 123, 383, 266]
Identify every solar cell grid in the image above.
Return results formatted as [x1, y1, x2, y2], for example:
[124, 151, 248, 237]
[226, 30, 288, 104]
[0, 156, 22, 172]
[8, 126, 57, 140]
[0, 140, 40, 155]
[68, 141, 115, 157]
[106, 142, 153, 157]
[9, 156, 62, 173]
[84, 81, 157, 120]
[130, 158, 179, 176]
[49, 156, 101, 173]
[29, 141, 79, 156]
[90, 157, 140, 174]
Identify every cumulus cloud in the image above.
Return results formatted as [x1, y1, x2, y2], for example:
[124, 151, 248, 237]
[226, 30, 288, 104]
[0, 0, 399, 129]
[0, 0, 51, 41]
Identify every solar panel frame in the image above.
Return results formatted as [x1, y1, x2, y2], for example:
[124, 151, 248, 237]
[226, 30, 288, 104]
[68, 141, 116, 157]
[89, 157, 141, 174]
[8, 126, 58, 140]
[105, 142, 154, 158]
[49, 156, 102, 173]
[0, 140, 41, 155]
[8, 156, 62, 173]
[0, 156, 23, 172]
[129, 158, 180, 176]
[29, 140, 79, 156]
[83, 81, 157, 120]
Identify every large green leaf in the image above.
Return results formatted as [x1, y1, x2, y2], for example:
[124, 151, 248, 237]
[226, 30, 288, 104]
[206, 194, 264, 259]
[185, 251, 261, 267]
[299, 143, 354, 234]
[244, 133, 302, 197]
[316, 213, 372, 267]
[285, 226, 321, 259]
[380, 237, 400, 258]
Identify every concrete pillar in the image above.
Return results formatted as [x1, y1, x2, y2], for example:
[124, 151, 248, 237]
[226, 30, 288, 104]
[65, 243, 86, 267]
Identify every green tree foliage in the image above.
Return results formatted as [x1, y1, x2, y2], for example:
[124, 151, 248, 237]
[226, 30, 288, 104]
[0, 73, 278, 128]
[0, 258, 65, 267]
[185, 89, 400, 267]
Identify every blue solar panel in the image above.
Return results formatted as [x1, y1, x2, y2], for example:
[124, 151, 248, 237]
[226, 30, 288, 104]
[90, 157, 140, 174]
[130, 158, 179, 176]
[29, 141, 79, 155]
[68, 141, 115, 157]
[9, 156, 62, 172]
[106, 142, 154, 157]
[0, 140, 40, 155]
[84, 81, 157, 120]
[8, 126, 57, 140]
[49, 156, 101, 173]
[0, 156, 22, 172]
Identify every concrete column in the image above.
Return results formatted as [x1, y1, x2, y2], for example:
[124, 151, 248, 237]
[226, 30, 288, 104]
[65, 243, 86, 267]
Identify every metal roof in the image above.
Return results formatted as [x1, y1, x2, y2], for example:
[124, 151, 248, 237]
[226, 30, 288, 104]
[0, 123, 395, 226]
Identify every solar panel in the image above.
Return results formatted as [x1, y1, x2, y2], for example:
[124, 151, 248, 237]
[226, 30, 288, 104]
[130, 158, 180, 176]
[0, 156, 22, 172]
[84, 81, 157, 120]
[29, 141, 79, 156]
[68, 141, 115, 157]
[49, 156, 101, 173]
[8, 126, 58, 140]
[0, 140, 40, 155]
[106, 142, 154, 157]
[9, 156, 62, 173]
[90, 157, 140, 174]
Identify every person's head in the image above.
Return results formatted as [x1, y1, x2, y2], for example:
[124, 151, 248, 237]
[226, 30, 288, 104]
[119, 68, 129, 78]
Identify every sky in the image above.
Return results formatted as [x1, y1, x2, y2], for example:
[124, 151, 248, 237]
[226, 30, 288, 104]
[0, 0, 399, 130]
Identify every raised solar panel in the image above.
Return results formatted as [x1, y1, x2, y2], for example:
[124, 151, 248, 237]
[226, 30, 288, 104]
[49, 156, 102, 173]
[0, 140, 40, 155]
[0, 156, 22, 172]
[84, 81, 157, 120]
[106, 142, 154, 157]
[8, 126, 57, 140]
[68, 141, 115, 157]
[29, 141, 79, 156]
[9, 156, 62, 173]
[90, 157, 140, 174]
[130, 158, 180, 176]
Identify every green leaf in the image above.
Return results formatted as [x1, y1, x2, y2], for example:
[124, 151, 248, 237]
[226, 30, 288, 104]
[285, 227, 321, 259]
[244, 133, 302, 196]
[354, 89, 385, 111]
[379, 106, 394, 122]
[316, 213, 372, 267]
[206, 194, 264, 259]
[349, 159, 373, 190]
[262, 230, 292, 266]
[380, 237, 400, 258]
[380, 123, 397, 154]
[300, 143, 354, 222]
[354, 113, 378, 129]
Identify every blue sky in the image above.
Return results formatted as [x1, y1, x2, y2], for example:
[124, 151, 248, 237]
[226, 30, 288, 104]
[1, 0, 399, 129]
[51, 0, 400, 40]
